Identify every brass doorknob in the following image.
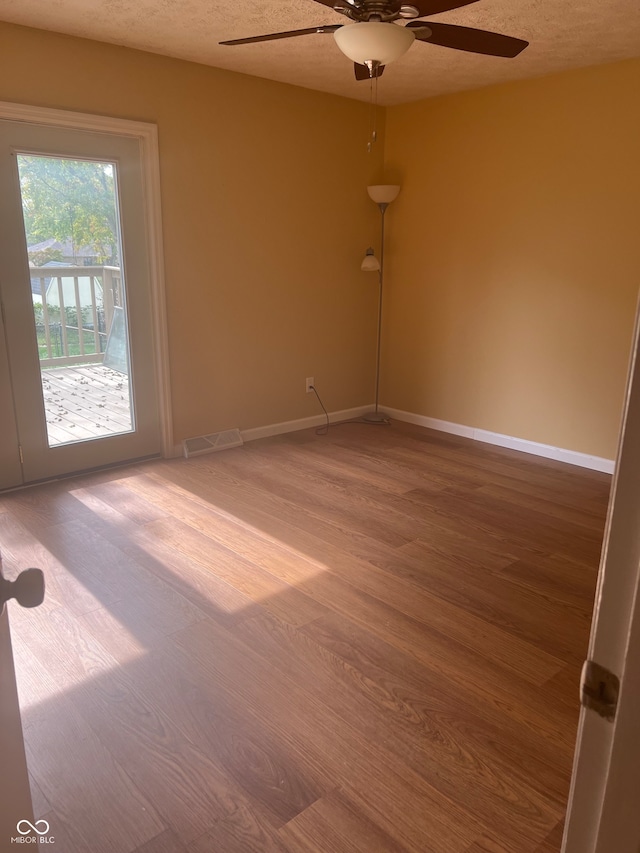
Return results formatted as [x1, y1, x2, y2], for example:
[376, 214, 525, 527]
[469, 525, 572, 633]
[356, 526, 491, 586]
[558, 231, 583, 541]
[0, 568, 45, 610]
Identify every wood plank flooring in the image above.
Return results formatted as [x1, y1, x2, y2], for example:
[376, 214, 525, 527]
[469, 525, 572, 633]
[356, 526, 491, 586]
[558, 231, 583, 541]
[0, 421, 610, 852]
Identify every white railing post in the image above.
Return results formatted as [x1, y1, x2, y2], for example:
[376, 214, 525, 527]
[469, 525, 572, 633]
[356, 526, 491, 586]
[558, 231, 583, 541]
[38, 276, 53, 359]
[103, 266, 115, 335]
[72, 275, 85, 356]
[56, 275, 69, 358]
[89, 275, 100, 354]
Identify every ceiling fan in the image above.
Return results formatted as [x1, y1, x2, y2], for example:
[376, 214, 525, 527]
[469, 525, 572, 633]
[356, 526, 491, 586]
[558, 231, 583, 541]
[220, 0, 529, 81]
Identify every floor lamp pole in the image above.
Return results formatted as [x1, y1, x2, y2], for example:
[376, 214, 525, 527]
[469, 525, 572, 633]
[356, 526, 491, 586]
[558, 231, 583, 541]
[361, 184, 400, 424]
[360, 184, 400, 424]
[370, 202, 387, 420]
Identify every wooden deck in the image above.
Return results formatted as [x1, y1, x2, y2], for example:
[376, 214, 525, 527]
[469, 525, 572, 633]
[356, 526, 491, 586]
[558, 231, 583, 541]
[41, 364, 132, 446]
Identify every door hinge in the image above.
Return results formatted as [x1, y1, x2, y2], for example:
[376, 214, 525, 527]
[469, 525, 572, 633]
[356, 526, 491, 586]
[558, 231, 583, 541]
[18, 444, 24, 465]
[581, 659, 620, 722]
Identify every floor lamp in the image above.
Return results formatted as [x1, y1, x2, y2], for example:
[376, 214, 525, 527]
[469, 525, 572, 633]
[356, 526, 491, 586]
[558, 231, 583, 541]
[361, 184, 400, 424]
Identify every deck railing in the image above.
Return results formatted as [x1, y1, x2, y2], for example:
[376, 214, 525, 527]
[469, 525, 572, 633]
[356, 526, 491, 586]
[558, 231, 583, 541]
[31, 265, 122, 366]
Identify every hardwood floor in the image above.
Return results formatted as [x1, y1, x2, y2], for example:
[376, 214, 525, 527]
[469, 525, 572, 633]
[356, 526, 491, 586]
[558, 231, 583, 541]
[0, 421, 610, 852]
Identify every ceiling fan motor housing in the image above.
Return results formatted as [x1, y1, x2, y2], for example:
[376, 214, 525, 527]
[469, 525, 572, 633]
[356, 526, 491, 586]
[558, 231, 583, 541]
[334, 1, 421, 22]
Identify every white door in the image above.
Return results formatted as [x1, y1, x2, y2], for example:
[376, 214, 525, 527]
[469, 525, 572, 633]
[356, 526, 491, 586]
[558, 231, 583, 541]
[0, 104, 169, 847]
[0, 120, 161, 489]
[0, 557, 36, 846]
[0, 613, 34, 845]
[563, 300, 640, 852]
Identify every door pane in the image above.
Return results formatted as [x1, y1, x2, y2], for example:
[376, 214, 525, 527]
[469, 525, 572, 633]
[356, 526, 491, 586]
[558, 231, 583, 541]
[16, 155, 133, 447]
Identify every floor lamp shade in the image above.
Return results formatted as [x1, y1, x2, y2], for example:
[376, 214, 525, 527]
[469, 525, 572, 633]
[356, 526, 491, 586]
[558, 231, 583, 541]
[361, 248, 381, 272]
[367, 185, 401, 205]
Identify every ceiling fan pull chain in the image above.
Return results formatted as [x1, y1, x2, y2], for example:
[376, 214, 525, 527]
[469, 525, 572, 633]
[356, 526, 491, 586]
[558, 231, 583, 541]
[367, 75, 374, 152]
[367, 72, 379, 153]
[373, 73, 379, 143]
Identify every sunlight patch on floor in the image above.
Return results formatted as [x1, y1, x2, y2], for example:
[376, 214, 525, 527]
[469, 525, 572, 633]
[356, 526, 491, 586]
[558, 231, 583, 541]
[10, 602, 145, 714]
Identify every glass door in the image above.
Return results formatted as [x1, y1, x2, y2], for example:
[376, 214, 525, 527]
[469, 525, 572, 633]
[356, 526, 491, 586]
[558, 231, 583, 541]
[19, 153, 135, 447]
[0, 121, 161, 489]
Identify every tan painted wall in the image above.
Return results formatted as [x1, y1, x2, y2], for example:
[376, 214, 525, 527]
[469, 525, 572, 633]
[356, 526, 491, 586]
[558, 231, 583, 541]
[383, 59, 640, 459]
[0, 22, 384, 442]
[2, 20, 638, 458]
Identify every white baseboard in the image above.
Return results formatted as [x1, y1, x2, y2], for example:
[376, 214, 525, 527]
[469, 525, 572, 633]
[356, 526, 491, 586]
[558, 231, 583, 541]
[384, 407, 615, 474]
[240, 405, 370, 443]
[182, 403, 614, 474]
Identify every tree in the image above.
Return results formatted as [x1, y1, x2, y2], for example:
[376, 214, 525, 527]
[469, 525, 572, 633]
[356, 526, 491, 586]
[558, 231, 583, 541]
[28, 247, 64, 266]
[18, 155, 119, 265]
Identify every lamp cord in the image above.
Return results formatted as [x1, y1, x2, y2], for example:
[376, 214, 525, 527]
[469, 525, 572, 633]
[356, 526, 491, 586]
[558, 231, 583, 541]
[310, 384, 391, 435]
[310, 385, 330, 435]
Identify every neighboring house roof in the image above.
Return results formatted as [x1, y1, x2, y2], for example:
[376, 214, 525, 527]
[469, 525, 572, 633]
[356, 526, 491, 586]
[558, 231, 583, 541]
[28, 237, 103, 259]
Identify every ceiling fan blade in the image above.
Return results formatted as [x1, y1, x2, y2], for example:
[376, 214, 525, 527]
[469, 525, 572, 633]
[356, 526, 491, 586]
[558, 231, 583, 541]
[220, 24, 340, 46]
[311, 0, 350, 7]
[354, 62, 385, 81]
[410, 0, 481, 16]
[407, 21, 528, 57]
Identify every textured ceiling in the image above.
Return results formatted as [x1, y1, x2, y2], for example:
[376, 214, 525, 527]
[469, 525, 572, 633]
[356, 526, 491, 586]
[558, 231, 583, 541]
[1, 0, 640, 105]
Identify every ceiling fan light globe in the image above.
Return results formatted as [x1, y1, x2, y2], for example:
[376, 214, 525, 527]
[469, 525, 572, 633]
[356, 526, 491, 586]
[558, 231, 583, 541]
[333, 22, 415, 66]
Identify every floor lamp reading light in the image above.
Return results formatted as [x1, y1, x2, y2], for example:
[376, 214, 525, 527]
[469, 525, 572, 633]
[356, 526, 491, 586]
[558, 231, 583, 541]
[361, 184, 400, 424]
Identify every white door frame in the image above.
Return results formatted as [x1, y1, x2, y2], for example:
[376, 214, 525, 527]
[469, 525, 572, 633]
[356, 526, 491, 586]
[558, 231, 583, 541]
[0, 100, 173, 461]
[563, 291, 640, 853]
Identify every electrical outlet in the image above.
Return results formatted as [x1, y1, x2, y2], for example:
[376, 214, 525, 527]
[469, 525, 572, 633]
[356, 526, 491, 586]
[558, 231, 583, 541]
[306, 377, 314, 394]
